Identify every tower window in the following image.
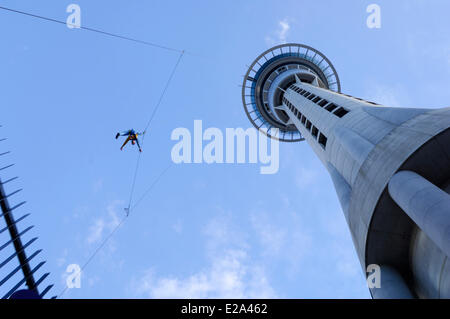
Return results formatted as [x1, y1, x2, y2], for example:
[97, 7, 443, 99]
[306, 120, 312, 130]
[318, 99, 329, 107]
[333, 107, 349, 118]
[318, 133, 327, 149]
[312, 96, 321, 103]
[303, 92, 310, 97]
[325, 103, 338, 112]
[311, 126, 319, 138]
[307, 94, 316, 100]
[301, 115, 306, 124]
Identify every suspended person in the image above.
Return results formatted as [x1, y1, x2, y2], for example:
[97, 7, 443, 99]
[115, 129, 145, 152]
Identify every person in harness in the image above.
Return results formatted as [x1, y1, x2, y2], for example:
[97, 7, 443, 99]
[115, 129, 145, 152]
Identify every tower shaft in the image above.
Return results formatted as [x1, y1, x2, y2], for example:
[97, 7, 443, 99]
[281, 80, 450, 298]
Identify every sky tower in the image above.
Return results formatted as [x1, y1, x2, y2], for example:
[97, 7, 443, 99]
[242, 43, 450, 299]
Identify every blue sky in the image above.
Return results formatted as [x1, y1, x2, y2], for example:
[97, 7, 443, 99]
[1, 0, 450, 298]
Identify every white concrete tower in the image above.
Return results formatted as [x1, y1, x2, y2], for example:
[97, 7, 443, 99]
[242, 43, 450, 298]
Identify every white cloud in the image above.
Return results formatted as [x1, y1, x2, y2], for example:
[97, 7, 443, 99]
[72, 205, 89, 220]
[265, 18, 291, 45]
[130, 214, 276, 298]
[86, 219, 105, 244]
[250, 213, 286, 255]
[128, 197, 370, 298]
[132, 249, 276, 299]
[56, 248, 69, 267]
[203, 213, 249, 253]
[250, 208, 312, 277]
[130, 206, 316, 298]
[278, 19, 290, 43]
[86, 200, 123, 245]
[363, 83, 410, 108]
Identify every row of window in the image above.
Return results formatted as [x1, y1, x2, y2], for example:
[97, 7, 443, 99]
[283, 96, 328, 149]
[289, 84, 349, 118]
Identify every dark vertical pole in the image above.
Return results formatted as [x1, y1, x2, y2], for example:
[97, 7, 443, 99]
[0, 178, 37, 292]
